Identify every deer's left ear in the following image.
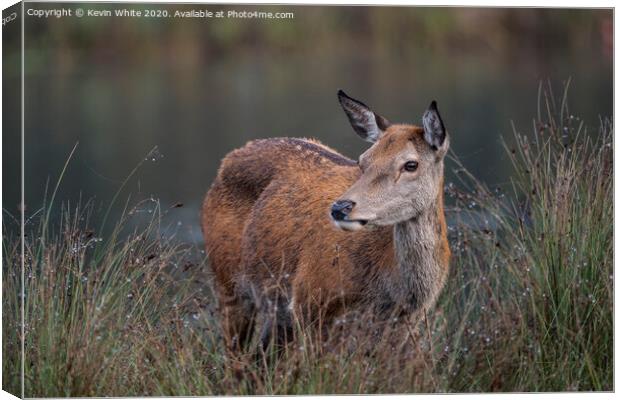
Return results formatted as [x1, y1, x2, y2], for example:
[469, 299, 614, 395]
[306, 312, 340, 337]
[338, 90, 391, 143]
[422, 101, 448, 153]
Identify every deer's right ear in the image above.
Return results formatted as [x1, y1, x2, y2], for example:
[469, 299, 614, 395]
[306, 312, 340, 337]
[338, 90, 390, 143]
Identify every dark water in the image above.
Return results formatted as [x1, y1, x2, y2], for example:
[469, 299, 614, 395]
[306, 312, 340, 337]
[4, 5, 612, 243]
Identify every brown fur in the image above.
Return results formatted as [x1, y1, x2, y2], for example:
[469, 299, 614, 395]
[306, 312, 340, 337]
[202, 125, 450, 351]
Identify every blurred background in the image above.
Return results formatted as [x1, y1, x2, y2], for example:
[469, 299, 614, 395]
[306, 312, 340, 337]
[3, 4, 612, 243]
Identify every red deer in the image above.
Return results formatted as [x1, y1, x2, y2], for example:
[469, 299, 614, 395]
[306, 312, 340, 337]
[201, 90, 451, 351]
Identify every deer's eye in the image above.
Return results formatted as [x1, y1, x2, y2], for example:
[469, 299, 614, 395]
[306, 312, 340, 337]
[403, 161, 418, 172]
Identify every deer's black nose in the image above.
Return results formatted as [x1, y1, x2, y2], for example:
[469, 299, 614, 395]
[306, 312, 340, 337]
[331, 200, 355, 221]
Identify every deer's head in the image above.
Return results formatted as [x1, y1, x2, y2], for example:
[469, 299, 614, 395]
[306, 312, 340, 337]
[331, 90, 449, 231]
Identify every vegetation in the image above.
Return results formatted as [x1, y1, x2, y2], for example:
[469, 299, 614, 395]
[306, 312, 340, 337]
[3, 89, 612, 395]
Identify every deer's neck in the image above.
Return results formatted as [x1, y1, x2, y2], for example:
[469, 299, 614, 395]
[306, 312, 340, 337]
[383, 186, 449, 314]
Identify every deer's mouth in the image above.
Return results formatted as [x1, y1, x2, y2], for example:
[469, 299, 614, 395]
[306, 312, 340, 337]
[333, 219, 368, 232]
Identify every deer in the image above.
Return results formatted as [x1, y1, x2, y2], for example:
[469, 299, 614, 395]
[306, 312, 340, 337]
[201, 90, 451, 353]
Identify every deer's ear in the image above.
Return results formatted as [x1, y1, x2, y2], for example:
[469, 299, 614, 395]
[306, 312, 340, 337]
[422, 100, 447, 151]
[338, 90, 390, 143]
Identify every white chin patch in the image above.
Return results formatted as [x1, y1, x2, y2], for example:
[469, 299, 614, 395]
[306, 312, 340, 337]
[333, 220, 365, 231]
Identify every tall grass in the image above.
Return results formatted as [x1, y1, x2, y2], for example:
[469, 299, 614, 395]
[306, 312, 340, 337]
[2, 88, 612, 395]
[436, 84, 613, 391]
